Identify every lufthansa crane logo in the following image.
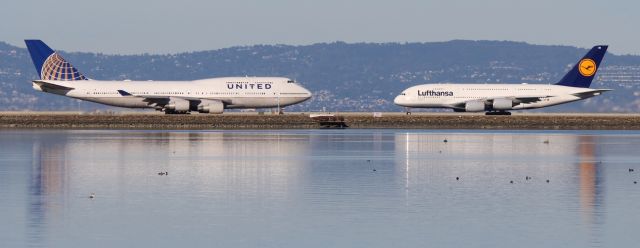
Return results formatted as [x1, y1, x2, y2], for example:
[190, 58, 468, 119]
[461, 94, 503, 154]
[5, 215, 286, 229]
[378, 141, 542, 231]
[578, 59, 597, 77]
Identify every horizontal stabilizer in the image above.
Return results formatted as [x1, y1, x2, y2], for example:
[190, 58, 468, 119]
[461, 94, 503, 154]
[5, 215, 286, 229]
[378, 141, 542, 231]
[32, 80, 75, 91]
[571, 89, 612, 98]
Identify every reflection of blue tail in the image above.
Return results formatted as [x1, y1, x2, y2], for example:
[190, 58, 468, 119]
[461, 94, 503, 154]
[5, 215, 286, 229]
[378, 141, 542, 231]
[24, 40, 88, 81]
[556, 45, 607, 88]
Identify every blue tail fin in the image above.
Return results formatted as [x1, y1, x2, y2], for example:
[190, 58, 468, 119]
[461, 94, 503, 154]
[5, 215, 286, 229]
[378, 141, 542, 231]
[24, 40, 88, 81]
[556, 45, 607, 88]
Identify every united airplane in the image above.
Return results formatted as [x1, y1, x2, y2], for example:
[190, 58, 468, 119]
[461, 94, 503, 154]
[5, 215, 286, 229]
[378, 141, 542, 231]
[393, 45, 610, 115]
[24, 40, 312, 114]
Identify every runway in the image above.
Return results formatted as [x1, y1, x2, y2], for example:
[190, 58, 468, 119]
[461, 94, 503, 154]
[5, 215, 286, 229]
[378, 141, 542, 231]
[1, 112, 640, 130]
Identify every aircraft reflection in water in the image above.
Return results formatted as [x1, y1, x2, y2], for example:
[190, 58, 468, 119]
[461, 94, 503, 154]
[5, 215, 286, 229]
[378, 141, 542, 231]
[394, 133, 604, 230]
[28, 131, 311, 193]
[576, 136, 604, 231]
[28, 135, 69, 246]
[10, 130, 640, 247]
[26, 132, 605, 219]
[22, 131, 312, 245]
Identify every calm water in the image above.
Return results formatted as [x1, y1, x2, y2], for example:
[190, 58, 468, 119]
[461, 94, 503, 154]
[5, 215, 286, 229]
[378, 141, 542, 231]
[1, 129, 639, 248]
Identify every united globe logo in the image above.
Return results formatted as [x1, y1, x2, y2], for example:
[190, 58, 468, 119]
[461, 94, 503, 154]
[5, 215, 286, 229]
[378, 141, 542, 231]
[41, 53, 87, 81]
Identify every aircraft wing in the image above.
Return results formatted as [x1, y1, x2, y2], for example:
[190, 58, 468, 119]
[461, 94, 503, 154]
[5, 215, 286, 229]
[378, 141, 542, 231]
[509, 96, 547, 104]
[457, 96, 548, 106]
[117, 90, 172, 106]
[453, 96, 548, 110]
[116, 90, 168, 100]
[32, 80, 75, 91]
[484, 90, 611, 104]
[571, 89, 612, 98]
[116, 90, 229, 106]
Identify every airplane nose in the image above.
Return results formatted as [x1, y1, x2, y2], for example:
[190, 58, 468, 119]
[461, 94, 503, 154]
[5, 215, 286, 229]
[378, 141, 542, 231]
[299, 86, 312, 100]
[394, 95, 405, 106]
[305, 90, 312, 100]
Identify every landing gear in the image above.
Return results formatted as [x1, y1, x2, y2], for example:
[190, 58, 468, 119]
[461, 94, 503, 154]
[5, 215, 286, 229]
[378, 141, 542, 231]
[405, 107, 412, 115]
[163, 109, 190, 115]
[271, 108, 284, 115]
[485, 111, 511, 116]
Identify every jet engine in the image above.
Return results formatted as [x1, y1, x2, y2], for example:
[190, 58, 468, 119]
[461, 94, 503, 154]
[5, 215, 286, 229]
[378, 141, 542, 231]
[492, 99, 513, 110]
[197, 100, 224, 114]
[164, 98, 190, 113]
[465, 101, 485, 112]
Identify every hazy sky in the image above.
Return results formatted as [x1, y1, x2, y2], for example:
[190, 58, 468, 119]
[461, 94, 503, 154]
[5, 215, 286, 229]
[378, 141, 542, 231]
[1, 0, 638, 55]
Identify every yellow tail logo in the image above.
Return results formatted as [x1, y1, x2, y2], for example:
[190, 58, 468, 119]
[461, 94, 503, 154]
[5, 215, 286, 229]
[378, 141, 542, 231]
[578, 59, 597, 77]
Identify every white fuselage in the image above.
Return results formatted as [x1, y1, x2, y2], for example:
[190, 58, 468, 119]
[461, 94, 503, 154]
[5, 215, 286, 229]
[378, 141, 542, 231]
[393, 83, 608, 111]
[34, 77, 312, 110]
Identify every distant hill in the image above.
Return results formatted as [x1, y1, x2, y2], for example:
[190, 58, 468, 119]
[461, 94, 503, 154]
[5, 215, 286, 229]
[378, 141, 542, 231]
[1, 40, 640, 112]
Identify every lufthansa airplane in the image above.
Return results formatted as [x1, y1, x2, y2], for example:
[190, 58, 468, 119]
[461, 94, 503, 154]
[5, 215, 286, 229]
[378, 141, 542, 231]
[24, 40, 312, 114]
[394, 45, 609, 115]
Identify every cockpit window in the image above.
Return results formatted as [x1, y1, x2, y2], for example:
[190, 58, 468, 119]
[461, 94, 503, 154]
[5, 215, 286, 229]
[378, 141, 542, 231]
[401, 93, 406, 96]
[287, 80, 295, 83]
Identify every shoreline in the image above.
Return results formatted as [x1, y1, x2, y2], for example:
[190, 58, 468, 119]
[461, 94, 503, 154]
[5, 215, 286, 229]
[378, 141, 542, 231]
[1, 112, 640, 130]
